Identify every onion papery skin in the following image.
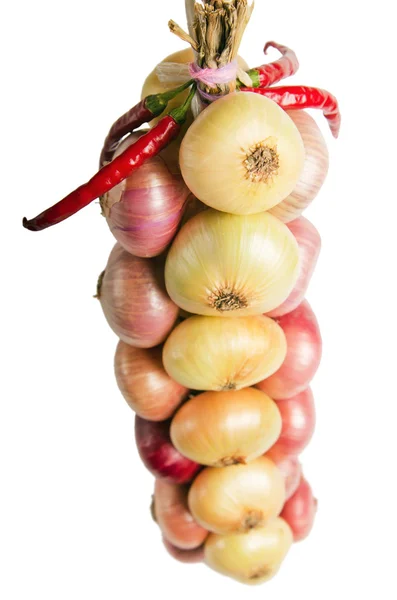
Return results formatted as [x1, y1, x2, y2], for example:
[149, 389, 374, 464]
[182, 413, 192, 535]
[102, 133, 190, 258]
[135, 416, 200, 484]
[281, 477, 317, 542]
[270, 389, 316, 456]
[163, 538, 205, 564]
[269, 110, 329, 223]
[99, 244, 179, 349]
[165, 209, 300, 317]
[141, 49, 249, 128]
[188, 457, 286, 535]
[180, 92, 305, 215]
[153, 480, 208, 550]
[170, 388, 282, 467]
[266, 448, 302, 501]
[267, 218, 321, 318]
[258, 301, 322, 399]
[163, 315, 287, 391]
[204, 518, 293, 585]
[114, 342, 188, 421]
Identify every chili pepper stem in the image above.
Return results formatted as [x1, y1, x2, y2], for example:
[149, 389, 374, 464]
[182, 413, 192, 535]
[170, 85, 197, 125]
[146, 80, 195, 115]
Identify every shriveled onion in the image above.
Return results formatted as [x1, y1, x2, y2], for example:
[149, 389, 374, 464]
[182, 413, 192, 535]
[258, 301, 322, 399]
[101, 133, 190, 258]
[269, 110, 329, 223]
[153, 480, 208, 550]
[171, 388, 281, 466]
[281, 477, 317, 542]
[165, 209, 300, 317]
[163, 315, 287, 391]
[188, 457, 285, 534]
[114, 342, 188, 421]
[98, 244, 179, 349]
[204, 518, 293, 585]
[180, 92, 305, 215]
[135, 416, 200, 484]
[270, 389, 316, 456]
[267, 218, 321, 318]
[266, 447, 302, 501]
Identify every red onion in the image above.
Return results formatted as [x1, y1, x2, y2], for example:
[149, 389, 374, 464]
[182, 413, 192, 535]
[135, 416, 200, 484]
[258, 300, 322, 399]
[281, 477, 317, 542]
[270, 389, 316, 456]
[114, 342, 188, 421]
[162, 538, 205, 564]
[101, 134, 190, 258]
[266, 448, 302, 501]
[267, 217, 321, 318]
[98, 244, 179, 349]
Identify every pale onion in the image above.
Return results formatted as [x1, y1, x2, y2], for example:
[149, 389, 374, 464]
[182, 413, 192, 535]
[188, 457, 286, 534]
[204, 518, 293, 585]
[101, 133, 190, 258]
[270, 389, 316, 456]
[163, 315, 287, 391]
[141, 48, 249, 127]
[266, 447, 302, 501]
[281, 477, 318, 542]
[170, 388, 281, 467]
[258, 301, 322, 399]
[114, 342, 188, 421]
[179, 92, 305, 215]
[267, 217, 321, 318]
[269, 110, 329, 223]
[165, 209, 300, 317]
[153, 480, 208, 550]
[98, 244, 179, 348]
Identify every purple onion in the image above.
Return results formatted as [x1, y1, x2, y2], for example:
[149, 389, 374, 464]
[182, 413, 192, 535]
[102, 134, 190, 258]
[135, 416, 201, 484]
[98, 244, 179, 349]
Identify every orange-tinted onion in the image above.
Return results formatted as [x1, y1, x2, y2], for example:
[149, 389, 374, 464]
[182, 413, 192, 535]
[267, 217, 321, 318]
[281, 477, 317, 542]
[114, 342, 188, 421]
[171, 388, 281, 466]
[153, 480, 208, 550]
[188, 457, 285, 534]
[99, 244, 179, 349]
[258, 301, 322, 399]
[270, 389, 316, 456]
[163, 538, 205, 564]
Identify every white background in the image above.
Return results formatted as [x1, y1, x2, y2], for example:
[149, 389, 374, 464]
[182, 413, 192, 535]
[1, 0, 396, 598]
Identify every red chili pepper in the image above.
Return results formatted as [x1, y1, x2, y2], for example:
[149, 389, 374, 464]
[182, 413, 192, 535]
[241, 85, 341, 138]
[23, 87, 196, 232]
[99, 80, 193, 166]
[246, 41, 299, 88]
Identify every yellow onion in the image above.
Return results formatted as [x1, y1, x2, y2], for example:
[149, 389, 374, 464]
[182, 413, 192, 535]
[204, 518, 293, 585]
[170, 389, 281, 466]
[165, 209, 300, 317]
[269, 110, 329, 222]
[162, 315, 287, 391]
[179, 92, 305, 215]
[141, 48, 249, 127]
[188, 457, 286, 534]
